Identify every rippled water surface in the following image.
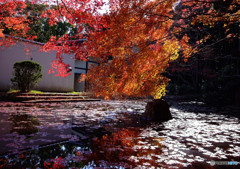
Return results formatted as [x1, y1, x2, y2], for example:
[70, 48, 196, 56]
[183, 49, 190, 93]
[0, 100, 239, 168]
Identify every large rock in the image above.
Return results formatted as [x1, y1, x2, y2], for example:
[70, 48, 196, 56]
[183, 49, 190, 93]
[143, 99, 172, 122]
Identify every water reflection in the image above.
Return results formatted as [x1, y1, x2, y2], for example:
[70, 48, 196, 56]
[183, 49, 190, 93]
[9, 113, 40, 135]
[88, 128, 164, 168]
[0, 128, 164, 168]
[0, 100, 240, 168]
[0, 141, 87, 168]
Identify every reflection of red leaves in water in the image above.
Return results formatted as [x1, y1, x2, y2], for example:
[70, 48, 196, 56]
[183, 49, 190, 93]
[84, 128, 163, 168]
[92, 128, 138, 164]
[19, 154, 24, 159]
[75, 152, 82, 156]
[0, 159, 8, 169]
[44, 157, 65, 169]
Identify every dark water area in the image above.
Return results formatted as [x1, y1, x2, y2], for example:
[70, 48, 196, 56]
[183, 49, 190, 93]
[0, 100, 239, 168]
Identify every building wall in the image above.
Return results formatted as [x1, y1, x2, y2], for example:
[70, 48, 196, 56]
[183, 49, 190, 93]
[0, 42, 75, 92]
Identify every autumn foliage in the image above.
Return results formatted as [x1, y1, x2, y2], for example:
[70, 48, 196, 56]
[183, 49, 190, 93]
[0, 0, 239, 99]
[85, 1, 187, 99]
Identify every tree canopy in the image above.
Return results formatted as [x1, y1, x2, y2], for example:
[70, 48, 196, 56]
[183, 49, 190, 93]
[0, 0, 239, 99]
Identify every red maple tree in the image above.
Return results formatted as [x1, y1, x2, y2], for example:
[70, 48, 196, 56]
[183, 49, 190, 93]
[1, 0, 239, 99]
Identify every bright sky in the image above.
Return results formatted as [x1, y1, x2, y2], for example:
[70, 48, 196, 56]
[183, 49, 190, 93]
[98, 0, 110, 14]
[43, 0, 110, 14]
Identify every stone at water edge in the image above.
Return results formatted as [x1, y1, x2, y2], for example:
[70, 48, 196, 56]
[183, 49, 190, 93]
[143, 99, 172, 122]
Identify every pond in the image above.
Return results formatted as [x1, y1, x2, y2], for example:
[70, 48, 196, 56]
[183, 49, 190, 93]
[0, 100, 239, 168]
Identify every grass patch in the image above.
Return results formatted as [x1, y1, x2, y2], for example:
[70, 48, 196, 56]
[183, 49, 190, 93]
[7, 89, 44, 94]
[28, 90, 44, 94]
[67, 91, 83, 95]
[7, 89, 20, 93]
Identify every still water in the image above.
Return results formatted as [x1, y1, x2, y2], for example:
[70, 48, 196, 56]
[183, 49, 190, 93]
[0, 100, 239, 168]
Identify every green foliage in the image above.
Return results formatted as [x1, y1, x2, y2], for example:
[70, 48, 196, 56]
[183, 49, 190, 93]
[25, 3, 77, 43]
[11, 61, 43, 92]
[2, 2, 77, 43]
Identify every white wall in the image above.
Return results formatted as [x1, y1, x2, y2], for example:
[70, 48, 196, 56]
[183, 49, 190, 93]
[0, 41, 75, 92]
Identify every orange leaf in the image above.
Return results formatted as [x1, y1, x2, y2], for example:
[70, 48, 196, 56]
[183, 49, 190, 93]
[0, 29, 5, 38]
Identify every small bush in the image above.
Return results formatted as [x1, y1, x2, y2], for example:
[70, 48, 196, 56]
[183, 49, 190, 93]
[11, 61, 43, 92]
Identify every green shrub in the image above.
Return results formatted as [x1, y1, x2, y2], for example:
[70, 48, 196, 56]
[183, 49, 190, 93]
[11, 61, 43, 92]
